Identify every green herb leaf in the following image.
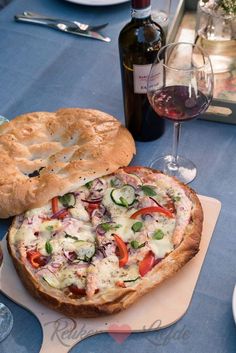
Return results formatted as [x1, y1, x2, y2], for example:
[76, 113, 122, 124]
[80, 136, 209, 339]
[100, 223, 112, 231]
[141, 185, 157, 196]
[110, 179, 116, 187]
[124, 276, 141, 283]
[153, 229, 164, 240]
[85, 181, 93, 189]
[83, 255, 92, 262]
[65, 233, 78, 241]
[59, 193, 72, 207]
[131, 222, 143, 233]
[100, 223, 122, 232]
[173, 196, 181, 202]
[45, 240, 53, 254]
[130, 240, 146, 249]
[119, 196, 129, 208]
[131, 240, 139, 249]
[46, 225, 54, 232]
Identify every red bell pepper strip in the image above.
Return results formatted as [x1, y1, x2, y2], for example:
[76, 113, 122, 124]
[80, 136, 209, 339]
[26, 250, 49, 268]
[130, 206, 174, 219]
[113, 234, 129, 267]
[86, 203, 100, 216]
[116, 280, 126, 288]
[51, 197, 69, 219]
[139, 251, 155, 277]
[52, 196, 59, 214]
[56, 209, 69, 219]
[149, 196, 176, 214]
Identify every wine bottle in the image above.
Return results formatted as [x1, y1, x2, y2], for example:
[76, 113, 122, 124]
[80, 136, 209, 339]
[118, 0, 165, 142]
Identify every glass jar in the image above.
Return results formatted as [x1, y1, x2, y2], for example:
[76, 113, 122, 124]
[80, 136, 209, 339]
[195, 0, 236, 73]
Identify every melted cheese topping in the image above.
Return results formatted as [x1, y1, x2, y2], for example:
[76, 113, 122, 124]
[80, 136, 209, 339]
[12, 170, 193, 297]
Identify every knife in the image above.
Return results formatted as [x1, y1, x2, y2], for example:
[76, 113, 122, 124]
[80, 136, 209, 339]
[15, 13, 111, 43]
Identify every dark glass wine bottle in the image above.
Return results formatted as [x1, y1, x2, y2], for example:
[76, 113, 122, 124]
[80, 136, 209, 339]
[118, 0, 165, 142]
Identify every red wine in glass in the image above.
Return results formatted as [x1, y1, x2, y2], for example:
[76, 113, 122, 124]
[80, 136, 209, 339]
[151, 85, 210, 122]
[147, 42, 214, 184]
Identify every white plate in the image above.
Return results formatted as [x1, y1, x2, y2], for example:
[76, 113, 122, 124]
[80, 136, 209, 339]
[65, 0, 129, 6]
[233, 285, 236, 324]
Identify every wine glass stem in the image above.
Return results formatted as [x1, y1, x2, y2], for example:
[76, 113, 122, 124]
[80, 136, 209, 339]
[170, 122, 181, 170]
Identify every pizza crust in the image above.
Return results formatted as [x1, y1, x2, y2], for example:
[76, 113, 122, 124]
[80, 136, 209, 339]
[0, 108, 135, 218]
[7, 168, 203, 317]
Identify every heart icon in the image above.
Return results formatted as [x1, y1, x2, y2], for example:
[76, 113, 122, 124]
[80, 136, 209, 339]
[108, 324, 132, 344]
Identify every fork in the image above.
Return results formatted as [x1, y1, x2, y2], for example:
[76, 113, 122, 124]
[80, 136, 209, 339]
[20, 11, 108, 32]
[15, 13, 111, 43]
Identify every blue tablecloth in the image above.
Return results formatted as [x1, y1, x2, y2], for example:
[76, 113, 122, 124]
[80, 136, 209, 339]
[0, 0, 236, 352]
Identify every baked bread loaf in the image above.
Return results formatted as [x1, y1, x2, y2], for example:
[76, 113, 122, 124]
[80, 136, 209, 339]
[0, 108, 135, 218]
[8, 166, 203, 317]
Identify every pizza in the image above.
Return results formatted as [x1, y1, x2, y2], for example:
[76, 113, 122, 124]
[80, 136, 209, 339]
[0, 108, 135, 218]
[7, 166, 203, 317]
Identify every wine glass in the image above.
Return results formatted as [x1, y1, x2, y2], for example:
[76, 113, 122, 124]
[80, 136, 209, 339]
[0, 243, 14, 342]
[147, 42, 214, 184]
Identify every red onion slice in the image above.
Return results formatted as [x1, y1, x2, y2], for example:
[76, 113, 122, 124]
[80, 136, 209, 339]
[26, 216, 34, 225]
[149, 197, 163, 208]
[76, 263, 89, 269]
[88, 195, 103, 202]
[96, 224, 106, 236]
[51, 208, 68, 219]
[154, 257, 163, 266]
[91, 204, 106, 219]
[81, 198, 102, 204]
[93, 178, 106, 190]
[141, 213, 154, 221]
[63, 250, 77, 262]
[97, 246, 107, 258]
[87, 178, 106, 201]
[74, 191, 83, 196]
[50, 262, 61, 269]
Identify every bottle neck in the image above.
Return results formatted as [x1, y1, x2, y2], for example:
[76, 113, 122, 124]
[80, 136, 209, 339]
[131, 0, 151, 19]
[131, 5, 151, 19]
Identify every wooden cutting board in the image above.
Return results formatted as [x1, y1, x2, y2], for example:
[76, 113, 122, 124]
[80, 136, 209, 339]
[0, 195, 221, 353]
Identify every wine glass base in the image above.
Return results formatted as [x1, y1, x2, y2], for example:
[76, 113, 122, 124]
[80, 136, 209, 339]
[0, 303, 14, 342]
[150, 155, 197, 184]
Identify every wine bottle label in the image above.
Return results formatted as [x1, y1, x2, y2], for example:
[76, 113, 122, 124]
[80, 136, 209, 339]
[133, 61, 163, 94]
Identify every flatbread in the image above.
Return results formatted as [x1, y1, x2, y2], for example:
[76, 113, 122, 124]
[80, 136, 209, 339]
[7, 167, 203, 317]
[0, 108, 135, 218]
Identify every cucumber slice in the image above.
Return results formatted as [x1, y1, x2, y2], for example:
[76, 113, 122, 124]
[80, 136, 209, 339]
[110, 184, 136, 207]
[43, 273, 60, 289]
[75, 241, 96, 262]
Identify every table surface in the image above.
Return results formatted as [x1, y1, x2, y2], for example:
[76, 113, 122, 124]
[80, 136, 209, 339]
[0, 0, 236, 352]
